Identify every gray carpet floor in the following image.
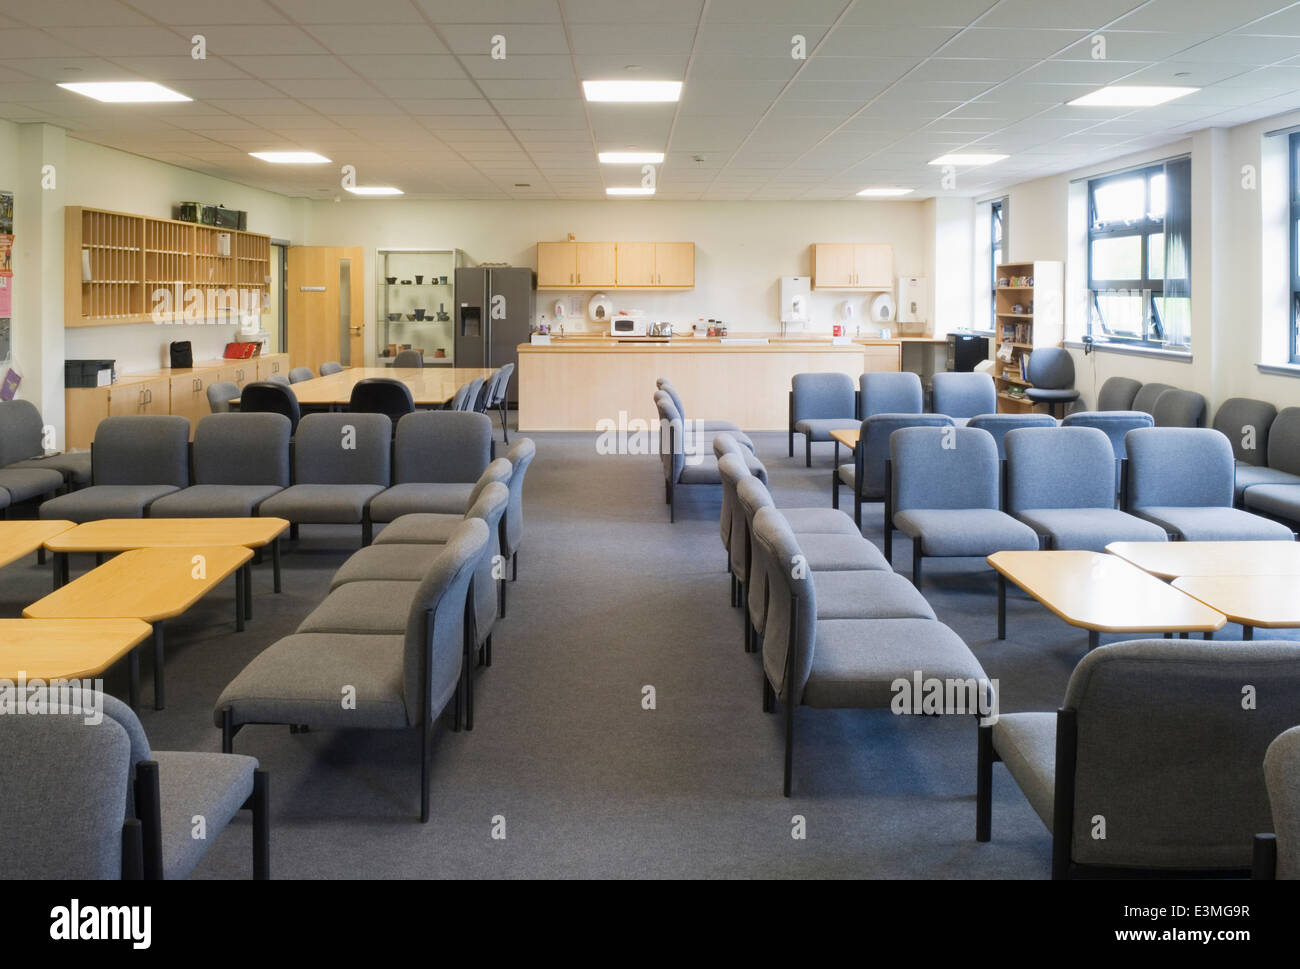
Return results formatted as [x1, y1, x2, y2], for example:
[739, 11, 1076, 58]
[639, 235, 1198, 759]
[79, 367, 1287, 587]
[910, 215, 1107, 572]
[4, 428, 1288, 879]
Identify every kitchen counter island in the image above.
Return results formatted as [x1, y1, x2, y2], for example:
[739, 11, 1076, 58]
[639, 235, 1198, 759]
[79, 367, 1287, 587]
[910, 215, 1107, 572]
[516, 338, 906, 431]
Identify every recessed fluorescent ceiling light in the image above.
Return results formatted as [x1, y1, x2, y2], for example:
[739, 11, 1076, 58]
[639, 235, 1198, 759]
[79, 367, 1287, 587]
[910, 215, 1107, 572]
[583, 80, 682, 103]
[606, 187, 655, 196]
[1067, 85, 1198, 107]
[57, 81, 190, 103]
[929, 153, 1008, 167]
[857, 187, 913, 197]
[345, 185, 403, 196]
[599, 152, 665, 164]
[249, 151, 331, 164]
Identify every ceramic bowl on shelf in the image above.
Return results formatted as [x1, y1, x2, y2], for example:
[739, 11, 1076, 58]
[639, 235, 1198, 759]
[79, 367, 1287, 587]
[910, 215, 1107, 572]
[405, 314, 417, 322]
[385, 276, 396, 284]
[400, 279, 412, 285]
[387, 312, 401, 322]
[414, 275, 424, 284]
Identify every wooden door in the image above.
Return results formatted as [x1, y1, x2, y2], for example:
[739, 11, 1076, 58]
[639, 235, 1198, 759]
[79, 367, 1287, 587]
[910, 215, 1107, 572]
[536, 242, 575, 287]
[654, 242, 695, 287]
[854, 244, 894, 289]
[575, 242, 616, 287]
[813, 244, 855, 288]
[616, 242, 656, 287]
[288, 246, 366, 373]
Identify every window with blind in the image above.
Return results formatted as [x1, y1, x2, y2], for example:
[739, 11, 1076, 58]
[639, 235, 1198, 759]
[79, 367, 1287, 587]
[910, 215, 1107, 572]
[1290, 132, 1300, 363]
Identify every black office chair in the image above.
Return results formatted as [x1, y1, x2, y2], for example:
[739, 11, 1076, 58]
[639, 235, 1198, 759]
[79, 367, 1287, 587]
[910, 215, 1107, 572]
[239, 381, 302, 435]
[1025, 347, 1080, 419]
[349, 377, 415, 426]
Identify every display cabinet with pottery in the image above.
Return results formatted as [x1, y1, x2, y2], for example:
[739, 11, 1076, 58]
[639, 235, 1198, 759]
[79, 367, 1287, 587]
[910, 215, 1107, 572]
[375, 248, 463, 366]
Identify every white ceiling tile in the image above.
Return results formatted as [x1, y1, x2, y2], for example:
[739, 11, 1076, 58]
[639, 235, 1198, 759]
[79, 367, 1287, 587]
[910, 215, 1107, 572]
[1111, 0, 1290, 34]
[461, 54, 576, 80]
[975, 0, 1146, 30]
[567, 24, 698, 54]
[563, 0, 704, 24]
[0, 28, 95, 57]
[413, 1, 562, 24]
[308, 24, 448, 55]
[941, 27, 1090, 59]
[272, 0, 426, 24]
[437, 23, 570, 54]
[175, 25, 326, 55]
[336, 55, 467, 80]
[0, 0, 153, 27]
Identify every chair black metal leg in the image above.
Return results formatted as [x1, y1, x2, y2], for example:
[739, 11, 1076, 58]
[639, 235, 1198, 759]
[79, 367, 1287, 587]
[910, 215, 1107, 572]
[911, 539, 922, 588]
[805, 438, 811, 468]
[463, 640, 474, 731]
[420, 724, 433, 823]
[997, 574, 1006, 640]
[289, 523, 299, 541]
[136, 761, 163, 880]
[976, 723, 994, 842]
[251, 769, 270, 878]
[498, 577, 506, 619]
[271, 537, 281, 593]
[762, 675, 774, 713]
[361, 516, 373, 546]
[221, 706, 235, 753]
[485, 634, 493, 668]
[37, 547, 46, 565]
[512, 550, 518, 581]
[783, 696, 795, 796]
[669, 480, 675, 523]
[152, 623, 166, 711]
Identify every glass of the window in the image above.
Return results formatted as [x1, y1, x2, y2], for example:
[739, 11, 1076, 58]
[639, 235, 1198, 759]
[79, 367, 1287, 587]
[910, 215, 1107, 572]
[1092, 290, 1147, 339]
[1091, 235, 1142, 279]
[1093, 176, 1146, 225]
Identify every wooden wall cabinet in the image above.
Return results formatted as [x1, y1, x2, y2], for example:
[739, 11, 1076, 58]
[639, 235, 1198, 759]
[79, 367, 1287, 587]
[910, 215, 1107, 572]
[811, 243, 894, 291]
[537, 241, 694, 290]
[255, 353, 289, 381]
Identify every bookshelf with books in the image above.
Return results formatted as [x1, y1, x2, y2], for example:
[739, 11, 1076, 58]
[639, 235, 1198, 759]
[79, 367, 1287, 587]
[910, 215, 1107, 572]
[993, 260, 1063, 413]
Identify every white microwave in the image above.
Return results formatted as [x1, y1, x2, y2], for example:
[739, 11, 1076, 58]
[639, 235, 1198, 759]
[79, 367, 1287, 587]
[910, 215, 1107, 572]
[610, 318, 647, 337]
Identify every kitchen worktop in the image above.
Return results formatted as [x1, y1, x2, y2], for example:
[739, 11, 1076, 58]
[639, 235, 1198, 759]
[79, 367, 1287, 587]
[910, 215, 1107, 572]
[518, 333, 944, 352]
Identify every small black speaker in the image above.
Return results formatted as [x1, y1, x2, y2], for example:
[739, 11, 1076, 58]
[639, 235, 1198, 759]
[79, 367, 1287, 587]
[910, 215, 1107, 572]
[169, 340, 193, 369]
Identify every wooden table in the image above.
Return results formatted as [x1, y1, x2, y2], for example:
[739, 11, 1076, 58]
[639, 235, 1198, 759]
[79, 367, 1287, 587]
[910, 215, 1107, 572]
[25, 546, 254, 709]
[1171, 575, 1300, 640]
[0, 520, 73, 571]
[988, 550, 1226, 650]
[44, 517, 289, 592]
[0, 618, 154, 708]
[234, 367, 495, 408]
[1106, 540, 1300, 580]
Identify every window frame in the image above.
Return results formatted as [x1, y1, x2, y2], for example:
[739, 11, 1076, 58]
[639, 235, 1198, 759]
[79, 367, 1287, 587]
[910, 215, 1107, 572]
[1290, 132, 1300, 364]
[1086, 163, 1171, 349]
[989, 198, 1004, 332]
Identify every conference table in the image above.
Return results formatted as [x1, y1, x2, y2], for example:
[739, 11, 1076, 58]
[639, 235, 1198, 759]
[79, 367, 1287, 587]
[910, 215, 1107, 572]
[234, 367, 496, 408]
[0, 619, 154, 709]
[0, 520, 73, 571]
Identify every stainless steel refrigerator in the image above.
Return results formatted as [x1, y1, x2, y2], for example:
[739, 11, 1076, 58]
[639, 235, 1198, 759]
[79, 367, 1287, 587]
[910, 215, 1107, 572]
[454, 266, 536, 404]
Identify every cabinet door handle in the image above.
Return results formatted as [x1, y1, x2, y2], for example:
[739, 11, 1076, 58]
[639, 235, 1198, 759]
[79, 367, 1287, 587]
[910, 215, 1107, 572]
[570, 272, 573, 284]
[577, 273, 581, 284]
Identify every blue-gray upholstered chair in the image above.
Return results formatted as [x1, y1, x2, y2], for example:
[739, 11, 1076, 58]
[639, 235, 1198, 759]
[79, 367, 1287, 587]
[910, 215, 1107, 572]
[320, 361, 344, 376]
[392, 349, 423, 368]
[448, 381, 472, 412]
[789, 372, 858, 466]
[217, 518, 488, 822]
[491, 363, 515, 442]
[1238, 406, 1300, 508]
[1061, 410, 1154, 497]
[312, 483, 509, 724]
[1152, 387, 1206, 428]
[658, 377, 755, 452]
[288, 366, 314, 384]
[1124, 427, 1295, 541]
[978, 639, 1300, 879]
[374, 460, 511, 547]
[150, 413, 290, 519]
[931, 371, 997, 425]
[501, 436, 535, 584]
[1024, 347, 1079, 418]
[0, 398, 90, 486]
[715, 434, 768, 578]
[1097, 376, 1142, 412]
[888, 425, 1039, 584]
[206, 380, 240, 414]
[968, 412, 1057, 460]
[39, 415, 190, 522]
[860, 371, 922, 418]
[238, 381, 301, 435]
[1130, 381, 1174, 417]
[656, 390, 764, 523]
[265, 373, 291, 388]
[1258, 726, 1300, 880]
[833, 413, 954, 528]
[258, 412, 391, 546]
[459, 377, 485, 413]
[754, 505, 988, 796]
[369, 411, 491, 522]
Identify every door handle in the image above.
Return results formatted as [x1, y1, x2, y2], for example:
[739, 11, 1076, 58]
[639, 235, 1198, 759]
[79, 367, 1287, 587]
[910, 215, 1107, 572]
[570, 273, 573, 284]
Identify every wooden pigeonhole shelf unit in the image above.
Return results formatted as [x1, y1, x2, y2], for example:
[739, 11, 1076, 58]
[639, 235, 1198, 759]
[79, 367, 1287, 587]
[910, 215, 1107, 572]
[65, 206, 271, 327]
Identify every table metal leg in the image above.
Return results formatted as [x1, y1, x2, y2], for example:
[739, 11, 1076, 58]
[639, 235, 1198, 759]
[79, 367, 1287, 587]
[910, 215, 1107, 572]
[235, 569, 246, 633]
[1203, 630, 1213, 641]
[272, 538, 281, 594]
[997, 574, 1006, 641]
[243, 564, 252, 621]
[1243, 625, 1254, 641]
[1088, 629, 1099, 651]
[152, 623, 165, 711]
[128, 648, 140, 710]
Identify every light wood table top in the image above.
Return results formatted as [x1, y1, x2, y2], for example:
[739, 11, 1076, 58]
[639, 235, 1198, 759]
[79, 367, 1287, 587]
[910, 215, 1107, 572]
[44, 517, 288, 554]
[0, 618, 153, 680]
[1106, 540, 1300, 579]
[989, 550, 1226, 634]
[235, 367, 495, 407]
[1171, 575, 1300, 630]
[0, 521, 74, 570]
[25, 546, 252, 622]
[830, 428, 860, 449]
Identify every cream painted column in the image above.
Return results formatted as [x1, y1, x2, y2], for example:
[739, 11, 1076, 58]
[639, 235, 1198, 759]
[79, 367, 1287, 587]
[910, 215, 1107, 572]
[13, 123, 66, 440]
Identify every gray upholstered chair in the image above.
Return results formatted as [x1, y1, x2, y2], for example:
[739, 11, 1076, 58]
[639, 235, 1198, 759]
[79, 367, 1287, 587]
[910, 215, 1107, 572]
[150, 413, 290, 519]
[1258, 726, 1300, 880]
[265, 373, 291, 388]
[1061, 410, 1154, 497]
[257, 412, 391, 545]
[449, 382, 473, 412]
[1214, 397, 1278, 469]
[1130, 381, 1174, 417]
[888, 425, 1039, 584]
[0, 398, 91, 487]
[1124, 427, 1294, 541]
[369, 411, 492, 522]
[392, 349, 423, 368]
[1236, 406, 1300, 503]
[373, 460, 512, 544]
[967, 412, 1057, 460]
[1152, 387, 1206, 428]
[657, 377, 755, 452]
[1005, 426, 1167, 552]
[1024, 347, 1079, 418]
[834, 413, 954, 528]
[978, 639, 1300, 878]
[310, 483, 509, 724]
[238, 381, 301, 435]
[206, 380, 240, 414]
[860, 371, 923, 418]
[460, 377, 485, 413]
[715, 434, 769, 595]
[789, 372, 858, 466]
[490, 362, 515, 442]
[931, 371, 997, 425]
[1097, 376, 1142, 411]
[319, 361, 344, 376]
[656, 390, 765, 523]
[501, 436, 534, 584]
[39, 415, 190, 522]
[0, 462, 63, 510]
[754, 505, 989, 796]
[288, 366, 315, 383]
[216, 518, 488, 822]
